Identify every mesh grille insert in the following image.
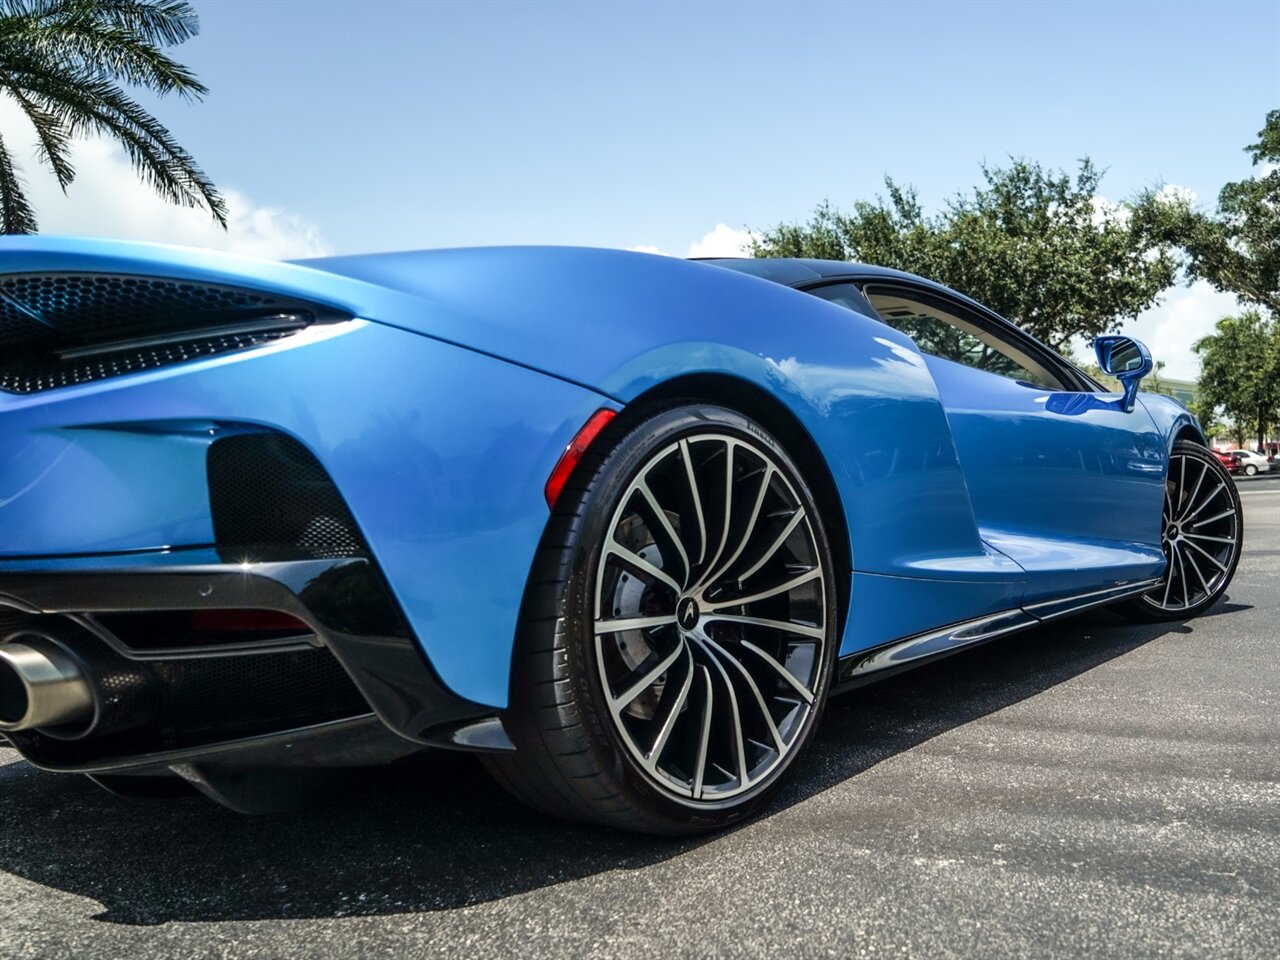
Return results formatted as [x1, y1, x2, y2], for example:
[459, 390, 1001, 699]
[0, 296, 46, 348]
[208, 433, 370, 561]
[0, 273, 346, 394]
[0, 329, 299, 394]
[0, 274, 288, 340]
[0, 607, 36, 639]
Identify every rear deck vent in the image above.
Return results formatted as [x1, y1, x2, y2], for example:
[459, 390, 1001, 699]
[0, 273, 347, 394]
[1, 274, 286, 338]
[0, 328, 301, 394]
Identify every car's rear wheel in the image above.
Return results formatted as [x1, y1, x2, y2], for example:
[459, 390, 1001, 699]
[1244, 463, 1258, 476]
[1120, 440, 1243, 622]
[484, 404, 838, 834]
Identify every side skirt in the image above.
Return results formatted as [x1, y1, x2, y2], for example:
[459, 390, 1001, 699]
[833, 578, 1160, 693]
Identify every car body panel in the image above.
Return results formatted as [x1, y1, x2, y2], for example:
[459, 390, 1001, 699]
[920, 353, 1168, 599]
[1, 312, 612, 707]
[0, 238, 1192, 716]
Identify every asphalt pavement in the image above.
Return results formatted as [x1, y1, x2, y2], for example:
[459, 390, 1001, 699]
[2, 483, 1277, 959]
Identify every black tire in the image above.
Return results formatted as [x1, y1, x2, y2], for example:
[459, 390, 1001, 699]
[1244, 463, 1257, 476]
[483, 404, 839, 834]
[1118, 440, 1243, 622]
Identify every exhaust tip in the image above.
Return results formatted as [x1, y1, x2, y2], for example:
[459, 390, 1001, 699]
[0, 656, 30, 725]
[0, 639, 95, 733]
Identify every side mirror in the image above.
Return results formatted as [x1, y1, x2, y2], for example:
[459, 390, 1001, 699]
[1093, 335, 1152, 413]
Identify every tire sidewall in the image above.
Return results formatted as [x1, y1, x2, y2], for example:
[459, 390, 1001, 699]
[558, 404, 839, 830]
[1132, 440, 1244, 622]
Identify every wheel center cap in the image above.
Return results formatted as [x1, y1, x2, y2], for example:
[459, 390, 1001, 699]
[677, 596, 700, 631]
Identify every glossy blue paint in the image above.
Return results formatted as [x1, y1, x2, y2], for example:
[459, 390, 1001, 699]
[1139, 392, 1207, 451]
[0, 309, 612, 707]
[845, 568, 1022, 656]
[1, 425, 212, 556]
[1094, 335, 1154, 413]
[0, 237, 1189, 707]
[919, 352, 1168, 600]
[300, 246, 1009, 586]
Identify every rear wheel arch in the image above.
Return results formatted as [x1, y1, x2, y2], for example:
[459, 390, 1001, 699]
[491, 400, 841, 832]
[616, 373, 852, 640]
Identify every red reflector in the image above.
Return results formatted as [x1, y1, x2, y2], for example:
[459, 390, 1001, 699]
[545, 409, 617, 509]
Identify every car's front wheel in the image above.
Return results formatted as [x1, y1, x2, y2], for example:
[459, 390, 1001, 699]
[1121, 440, 1243, 622]
[484, 404, 838, 834]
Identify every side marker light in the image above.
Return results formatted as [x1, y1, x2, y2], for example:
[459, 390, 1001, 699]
[545, 409, 617, 509]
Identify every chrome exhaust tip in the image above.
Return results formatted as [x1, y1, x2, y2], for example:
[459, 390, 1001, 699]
[0, 638, 95, 733]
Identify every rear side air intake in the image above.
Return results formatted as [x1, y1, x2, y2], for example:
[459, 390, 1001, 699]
[0, 273, 348, 393]
[208, 433, 371, 561]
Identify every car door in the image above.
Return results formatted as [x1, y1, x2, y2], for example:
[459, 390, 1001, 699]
[810, 280, 1168, 603]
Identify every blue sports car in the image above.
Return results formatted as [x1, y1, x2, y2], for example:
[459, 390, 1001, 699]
[0, 239, 1242, 832]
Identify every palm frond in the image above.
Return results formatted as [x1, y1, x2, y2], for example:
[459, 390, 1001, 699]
[60, 0, 200, 46]
[0, 129, 39, 233]
[0, 0, 223, 229]
[7, 65, 225, 224]
[0, 0, 199, 46]
[0, 76, 76, 188]
[0, 0, 206, 97]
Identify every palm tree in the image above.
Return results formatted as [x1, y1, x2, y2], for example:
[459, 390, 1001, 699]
[0, 0, 225, 234]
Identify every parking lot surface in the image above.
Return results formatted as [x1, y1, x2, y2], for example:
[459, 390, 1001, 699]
[2, 483, 1277, 959]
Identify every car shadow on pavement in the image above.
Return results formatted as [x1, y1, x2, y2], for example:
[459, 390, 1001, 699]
[0, 603, 1220, 925]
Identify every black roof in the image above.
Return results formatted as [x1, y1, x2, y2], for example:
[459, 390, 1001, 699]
[693, 257, 941, 288]
[694, 258, 1005, 320]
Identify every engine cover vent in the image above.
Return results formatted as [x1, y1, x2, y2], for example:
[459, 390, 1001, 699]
[0, 273, 348, 394]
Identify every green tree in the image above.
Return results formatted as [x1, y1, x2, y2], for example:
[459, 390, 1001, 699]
[751, 159, 1180, 351]
[1134, 111, 1279, 316]
[0, 0, 225, 234]
[1193, 311, 1280, 451]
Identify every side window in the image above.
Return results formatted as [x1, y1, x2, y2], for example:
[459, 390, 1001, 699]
[863, 286, 1065, 389]
[804, 282, 881, 320]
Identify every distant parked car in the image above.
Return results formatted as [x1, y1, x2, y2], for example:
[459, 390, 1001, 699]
[1213, 450, 1241, 473]
[1226, 450, 1272, 476]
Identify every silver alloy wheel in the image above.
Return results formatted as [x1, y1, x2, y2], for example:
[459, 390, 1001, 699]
[1142, 450, 1242, 613]
[592, 433, 828, 802]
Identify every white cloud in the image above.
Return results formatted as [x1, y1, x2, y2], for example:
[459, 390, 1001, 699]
[1154, 183, 1197, 207]
[1071, 281, 1241, 381]
[1, 100, 330, 259]
[1089, 195, 1131, 227]
[686, 223, 757, 259]
[623, 224, 758, 259]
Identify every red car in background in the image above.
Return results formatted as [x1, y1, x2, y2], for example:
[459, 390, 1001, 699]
[1212, 450, 1241, 474]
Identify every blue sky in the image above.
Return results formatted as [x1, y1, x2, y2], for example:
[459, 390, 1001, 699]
[177, 0, 1278, 254]
[6, 0, 1279, 376]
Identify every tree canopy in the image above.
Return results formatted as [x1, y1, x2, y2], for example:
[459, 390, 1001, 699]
[1192, 310, 1280, 450]
[0, 0, 225, 234]
[750, 159, 1181, 351]
[1134, 111, 1279, 317]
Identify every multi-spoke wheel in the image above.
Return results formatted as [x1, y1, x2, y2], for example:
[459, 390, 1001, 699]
[1121, 440, 1243, 622]
[484, 404, 838, 833]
